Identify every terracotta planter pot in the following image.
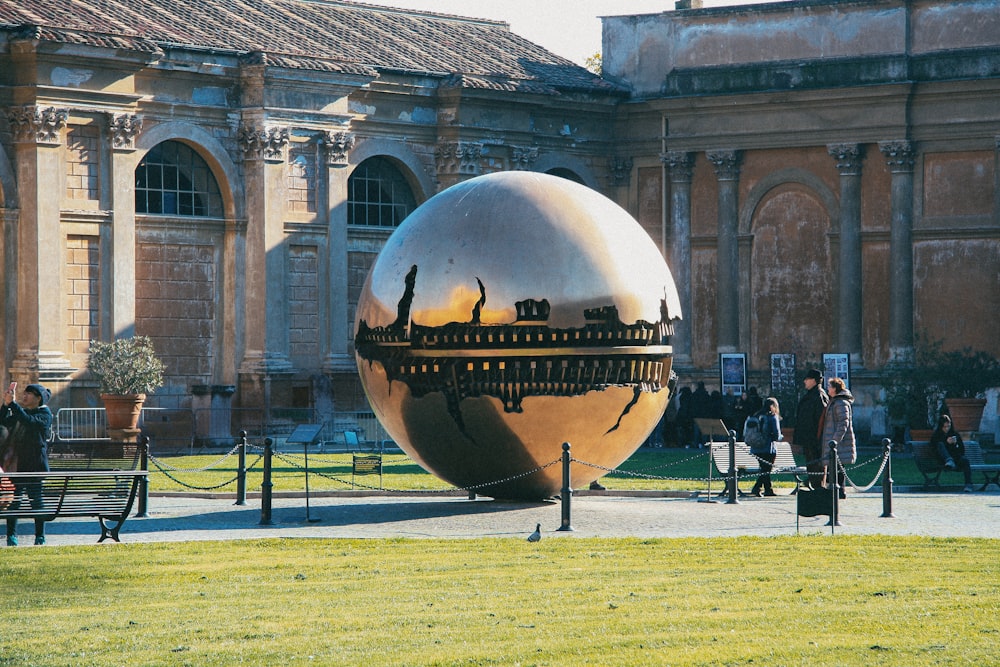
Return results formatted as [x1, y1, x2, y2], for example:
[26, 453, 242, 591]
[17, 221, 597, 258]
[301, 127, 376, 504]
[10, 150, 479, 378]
[101, 393, 146, 431]
[944, 397, 987, 434]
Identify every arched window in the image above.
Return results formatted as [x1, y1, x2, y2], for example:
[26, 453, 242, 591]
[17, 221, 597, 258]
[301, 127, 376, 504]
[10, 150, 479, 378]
[135, 141, 223, 217]
[348, 157, 416, 227]
[546, 167, 585, 184]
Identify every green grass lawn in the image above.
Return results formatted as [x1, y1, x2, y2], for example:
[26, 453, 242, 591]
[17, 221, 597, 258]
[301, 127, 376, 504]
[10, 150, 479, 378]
[1, 536, 997, 666]
[144, 446, 925, 495]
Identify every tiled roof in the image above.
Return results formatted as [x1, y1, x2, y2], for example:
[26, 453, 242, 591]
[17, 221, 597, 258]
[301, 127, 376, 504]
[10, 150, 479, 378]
[0, 0, 623, 95]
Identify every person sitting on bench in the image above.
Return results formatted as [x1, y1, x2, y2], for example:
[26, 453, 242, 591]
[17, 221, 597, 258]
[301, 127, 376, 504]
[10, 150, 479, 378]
[930, 414, 973, 493]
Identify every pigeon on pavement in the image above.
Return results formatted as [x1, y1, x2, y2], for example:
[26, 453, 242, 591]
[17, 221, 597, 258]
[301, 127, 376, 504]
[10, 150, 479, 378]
[527, 523, 541, 542]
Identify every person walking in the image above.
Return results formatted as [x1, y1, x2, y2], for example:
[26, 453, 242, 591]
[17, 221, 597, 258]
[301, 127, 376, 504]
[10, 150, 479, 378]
[930, 414, 973, 493]
[2, 383, 53, 546]
[749, 397, 782, 497]
[793, 369, 829, 489]
[820, 377, 856, 500]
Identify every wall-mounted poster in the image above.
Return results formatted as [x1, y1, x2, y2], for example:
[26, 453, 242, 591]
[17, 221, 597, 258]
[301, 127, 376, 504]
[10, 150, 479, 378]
[719, 353, 747, 396]
[823, 353, 850, 388]
[770, 353, 797, 401]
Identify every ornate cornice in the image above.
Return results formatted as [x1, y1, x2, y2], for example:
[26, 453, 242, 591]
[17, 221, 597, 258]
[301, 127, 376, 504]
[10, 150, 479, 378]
[108, 113, 142, 151]
[827, 143, 864, 175]
[239, 125, 290, 162]
[434, 141, 483, 176]
[878, 140, 915, 173]
[608, 156, 633, 186]
[509, 145, 539, 171]
[706, 149, 741, 181]
[7, 105, 68, 144]
[661, 151, 695, 183]
[318, 130, 355, 167]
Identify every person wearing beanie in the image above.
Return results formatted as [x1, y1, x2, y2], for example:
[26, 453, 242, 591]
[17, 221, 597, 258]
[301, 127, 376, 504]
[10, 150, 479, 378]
[793, 369, 829, 489]
[1, 382, 52, 546]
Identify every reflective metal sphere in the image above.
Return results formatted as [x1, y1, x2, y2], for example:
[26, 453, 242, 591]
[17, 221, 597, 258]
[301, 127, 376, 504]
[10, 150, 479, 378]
[355, 171, 681, 500]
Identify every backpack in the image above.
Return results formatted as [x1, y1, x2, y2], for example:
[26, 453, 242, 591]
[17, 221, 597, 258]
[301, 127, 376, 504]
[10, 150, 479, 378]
[743, 413, 767, 450]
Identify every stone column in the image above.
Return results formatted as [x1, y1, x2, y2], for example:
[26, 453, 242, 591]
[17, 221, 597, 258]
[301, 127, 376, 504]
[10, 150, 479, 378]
[879, 140, 916, 360]
[319, 129, 356, 374]
[238, 124, 293, 375]
[107, 113, 142, 340]
[6, 106, 74, 381]
[707, 149, 741, 353]
[827, 143, 865, 366]
[662, 150, 694, 363]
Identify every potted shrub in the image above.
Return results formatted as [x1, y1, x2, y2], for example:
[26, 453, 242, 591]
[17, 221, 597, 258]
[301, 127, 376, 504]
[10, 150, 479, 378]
[930, 346, 1000, 433]
[87, 336, 165, 433]
[878, 359, 936, 442]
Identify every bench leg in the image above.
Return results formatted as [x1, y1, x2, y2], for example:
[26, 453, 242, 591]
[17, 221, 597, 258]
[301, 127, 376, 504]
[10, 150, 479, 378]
[97, 517, 124, 543]
[979, 471, 1000, 492]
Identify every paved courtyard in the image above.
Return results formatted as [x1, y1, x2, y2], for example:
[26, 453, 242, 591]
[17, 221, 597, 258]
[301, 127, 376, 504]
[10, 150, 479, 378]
[14, 487, 999, 546]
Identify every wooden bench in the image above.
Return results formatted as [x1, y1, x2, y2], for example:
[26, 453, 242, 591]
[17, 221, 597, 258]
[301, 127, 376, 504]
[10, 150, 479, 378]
[0, 439, 147, 542]
[914, 440, 1000, 491]
[710, 440, 807, 494]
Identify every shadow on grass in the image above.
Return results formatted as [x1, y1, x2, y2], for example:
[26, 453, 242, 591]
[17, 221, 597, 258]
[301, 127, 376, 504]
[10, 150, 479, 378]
[32, 496, 555, 541]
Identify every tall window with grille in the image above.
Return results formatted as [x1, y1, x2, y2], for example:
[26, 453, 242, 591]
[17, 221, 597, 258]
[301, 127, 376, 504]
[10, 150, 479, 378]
[347, 157, 416, 227]
[135, 140, 223, 217]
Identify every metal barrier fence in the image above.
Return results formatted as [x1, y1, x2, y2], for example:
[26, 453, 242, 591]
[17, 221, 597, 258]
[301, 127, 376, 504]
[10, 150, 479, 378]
[55, 406, 395, 455]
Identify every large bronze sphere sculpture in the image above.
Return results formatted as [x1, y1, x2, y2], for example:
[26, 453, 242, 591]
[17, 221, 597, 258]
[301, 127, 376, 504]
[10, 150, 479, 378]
[355, 171, 681, 500]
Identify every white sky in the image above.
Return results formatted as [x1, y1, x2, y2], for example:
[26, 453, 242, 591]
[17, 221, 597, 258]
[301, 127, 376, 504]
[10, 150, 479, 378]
[356, 0, 777, 65]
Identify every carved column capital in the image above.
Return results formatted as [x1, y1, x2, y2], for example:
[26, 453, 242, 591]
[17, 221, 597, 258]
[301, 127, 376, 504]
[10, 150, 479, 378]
[318, 130, 355, 167]
[878, 140, 915, 173]
[509, 145, 539, 171]
[108, 113, 142, 151]
[239, 125, 290, 163]
[661, 150, 695, 183]
[434, 141, 483, 176]
[706, 149, 741, 181]
[7, 105, 68, 144]
[608, 156, 633, 186]
[827, 143, 864, 175]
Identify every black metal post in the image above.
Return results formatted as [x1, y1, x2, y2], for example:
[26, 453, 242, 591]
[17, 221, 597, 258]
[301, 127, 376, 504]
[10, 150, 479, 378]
[136, 435, 149, 517]
[557, 442, 573, 531]
[235, 430, 247, 506]
[828, 441, 841, 529]
[726, 430, 739, 504]
[260, 437, 273, 526]
[880, 437, 895, 518]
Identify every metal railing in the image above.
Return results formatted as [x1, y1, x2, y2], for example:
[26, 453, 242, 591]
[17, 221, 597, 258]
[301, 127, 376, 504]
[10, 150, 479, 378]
[55, 406, 395, 454]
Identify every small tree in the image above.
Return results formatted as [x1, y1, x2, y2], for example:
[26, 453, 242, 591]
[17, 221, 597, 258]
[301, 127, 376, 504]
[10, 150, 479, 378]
[87, 336, 165, 396]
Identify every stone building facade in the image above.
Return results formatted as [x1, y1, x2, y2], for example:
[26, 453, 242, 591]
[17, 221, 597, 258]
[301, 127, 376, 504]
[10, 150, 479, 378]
[1, 0, 998, 439]
[0, 0, 625, 423]
[604, 0, 1000, 436]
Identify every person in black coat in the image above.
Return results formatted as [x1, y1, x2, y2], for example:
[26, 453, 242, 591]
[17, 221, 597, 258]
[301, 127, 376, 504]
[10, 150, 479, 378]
[2, 383, 52, 546]
[930, 414, 973, 492]
[793, 369, 829, 489]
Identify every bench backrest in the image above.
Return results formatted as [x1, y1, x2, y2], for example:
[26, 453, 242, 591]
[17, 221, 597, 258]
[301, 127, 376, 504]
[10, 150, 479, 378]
[710, 441, 758, 473]
[912, 440, 985, 468]
[964, 441, 986, 466]
[48, 440, 142, 472]
[712, 440, 804, 474]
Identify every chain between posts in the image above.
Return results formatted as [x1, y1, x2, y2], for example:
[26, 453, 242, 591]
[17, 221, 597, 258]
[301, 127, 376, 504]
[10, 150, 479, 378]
[138, 439, 892, 498]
